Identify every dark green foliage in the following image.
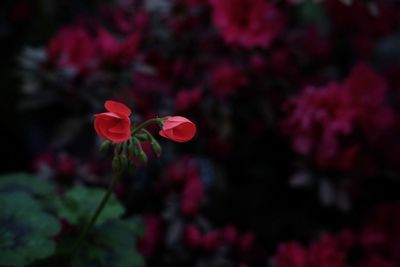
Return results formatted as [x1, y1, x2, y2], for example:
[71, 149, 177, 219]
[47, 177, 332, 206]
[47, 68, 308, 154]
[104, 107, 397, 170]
[0, 193, 61, 267]
[71, 220, 145, 267]
[56, 186, 125, 226]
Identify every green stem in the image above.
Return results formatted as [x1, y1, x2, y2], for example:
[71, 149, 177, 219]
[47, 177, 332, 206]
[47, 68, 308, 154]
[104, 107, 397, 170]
[131, 117, 167, 135]
[71, 173, 121, 257]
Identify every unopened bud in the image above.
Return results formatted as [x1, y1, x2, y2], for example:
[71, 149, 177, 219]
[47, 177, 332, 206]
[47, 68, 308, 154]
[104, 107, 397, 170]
[138, 146, 148, 165]
[150, 139, 162, 158]
[112, 155, 121, 173]
[141, 129, 162, 158]
[100, 140, 112, 153]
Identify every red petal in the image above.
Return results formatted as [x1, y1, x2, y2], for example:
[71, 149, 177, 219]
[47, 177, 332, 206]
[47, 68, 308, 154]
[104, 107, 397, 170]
[105, 100, 132, 117]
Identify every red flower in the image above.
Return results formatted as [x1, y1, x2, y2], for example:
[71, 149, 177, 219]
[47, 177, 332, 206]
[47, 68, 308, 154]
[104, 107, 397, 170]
[94, 100, 132, 143]
[210, 0, 285, 48]
[159, 116, 196, 142]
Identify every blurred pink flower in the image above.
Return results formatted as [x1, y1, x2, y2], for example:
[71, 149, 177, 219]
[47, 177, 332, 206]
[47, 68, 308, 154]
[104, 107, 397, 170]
[138, 214, 162, 257]
[202, 230, 221, 252]
[47, 26, 97, 75]
[237, 231, 255, 254]
[282, 63, 395, 171]
[308, 234, 347, 267]
[274, 241, 309, 267]
[209, 0, 285, 48]
[223, 225, 238, 246]
[358, 255, 396, 267]
[174, 87, 203, 112]
[96, 27, 141, 66]
[211, 62, 247, 99]
[184, 224, 203, 249]
[181, 176, 204, 216]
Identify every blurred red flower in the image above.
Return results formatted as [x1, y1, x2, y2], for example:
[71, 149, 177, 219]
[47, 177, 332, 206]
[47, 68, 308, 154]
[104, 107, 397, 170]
[282, 63, 395, 171]
[211, 62, 247, 99]
[275, 241, 309, 267]
[181, 176, 204, 216]
[47, 26, 97, 76]
[96, 27, 141, 66]
[210, 0, 285, 48]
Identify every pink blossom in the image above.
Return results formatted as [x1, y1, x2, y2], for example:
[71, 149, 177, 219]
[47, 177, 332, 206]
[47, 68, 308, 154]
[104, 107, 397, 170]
[181, 176, 204, 216]
[174, 87, 203, 112]
[47, 26, 97, 75]
[209, 0, 285, 48]
[96, 27, 141, 66]
[282, 63, 395, 171]
[210, 62, 247, 99]
[274, 241, 309, 267]
[138, 214, 162, 257]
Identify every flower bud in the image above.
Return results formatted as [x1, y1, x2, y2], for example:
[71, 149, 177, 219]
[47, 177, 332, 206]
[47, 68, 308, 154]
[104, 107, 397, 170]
[120, 154, 129, 171]
[150, 139, 162, 158]
[100, 140, 112, 152]
[138, 146, 148, 165]
[134, 138, 148, 165]
[112, 155, 121, 173]
[141, 129, 162, 157]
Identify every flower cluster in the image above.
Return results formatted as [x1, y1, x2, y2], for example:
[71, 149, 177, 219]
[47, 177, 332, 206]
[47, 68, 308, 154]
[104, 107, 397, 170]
[282, 63, 396, 171]
[273, 203, 400, 267]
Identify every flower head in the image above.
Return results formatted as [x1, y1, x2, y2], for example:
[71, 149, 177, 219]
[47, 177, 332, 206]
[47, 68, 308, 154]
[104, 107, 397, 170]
[159, 116, 196, 142]
[94, 100, 132, 143]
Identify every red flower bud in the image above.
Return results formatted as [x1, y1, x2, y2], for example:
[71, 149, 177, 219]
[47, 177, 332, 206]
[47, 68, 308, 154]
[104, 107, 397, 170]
[94, 100, 132, 143]
[159, 116, 196, 142]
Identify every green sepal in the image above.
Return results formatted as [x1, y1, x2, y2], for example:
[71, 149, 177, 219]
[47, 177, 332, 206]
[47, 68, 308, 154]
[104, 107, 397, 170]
[132, 138, 148, 165]
[99, 140, 112, 153]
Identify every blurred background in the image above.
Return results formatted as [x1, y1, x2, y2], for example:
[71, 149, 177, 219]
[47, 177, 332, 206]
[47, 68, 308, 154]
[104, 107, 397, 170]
[1, 0, 400, 266]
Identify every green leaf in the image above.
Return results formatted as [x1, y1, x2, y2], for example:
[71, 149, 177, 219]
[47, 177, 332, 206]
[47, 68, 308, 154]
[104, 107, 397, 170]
[71, 220, 146, 267]
[0, 193, 61, 267]
[56, 186, 125, 226]
[123, 216, 146, 238]
[0, 173, 55, 197]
